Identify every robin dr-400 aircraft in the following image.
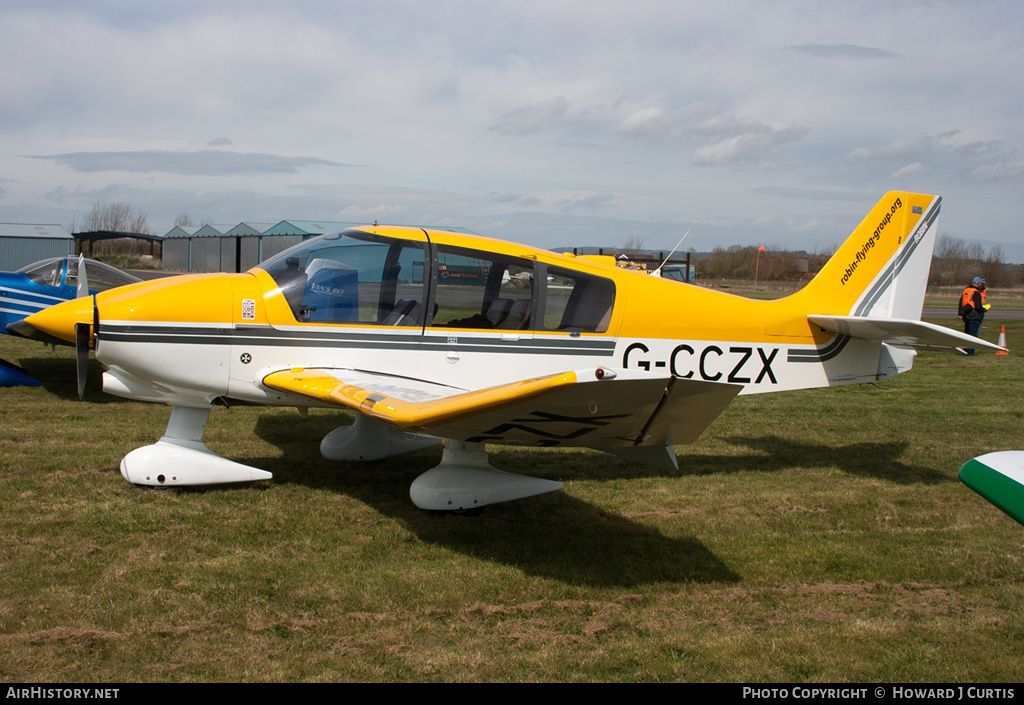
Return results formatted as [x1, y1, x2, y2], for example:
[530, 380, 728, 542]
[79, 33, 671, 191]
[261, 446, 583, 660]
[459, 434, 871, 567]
[22, 192, 1004, 511]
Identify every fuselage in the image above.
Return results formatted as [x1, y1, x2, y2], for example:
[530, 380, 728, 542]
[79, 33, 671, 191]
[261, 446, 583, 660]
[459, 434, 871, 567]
[26, 224, 899, 410]
[17, 193, 955, 497]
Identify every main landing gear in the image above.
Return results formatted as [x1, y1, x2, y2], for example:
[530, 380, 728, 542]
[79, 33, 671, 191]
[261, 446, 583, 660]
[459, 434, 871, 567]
[119, 408, 564, 511]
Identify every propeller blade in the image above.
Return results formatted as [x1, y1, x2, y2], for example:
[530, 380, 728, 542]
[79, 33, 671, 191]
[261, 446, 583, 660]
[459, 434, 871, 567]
[76, 254, 90, 299]
[93, 295, 100, 351]
[72, 295, 100, 400]
[75, 321, 90, 400]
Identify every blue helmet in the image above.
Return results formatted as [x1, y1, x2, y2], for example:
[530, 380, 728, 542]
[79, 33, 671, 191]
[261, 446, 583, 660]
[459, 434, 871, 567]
[972, 277, 985, 286]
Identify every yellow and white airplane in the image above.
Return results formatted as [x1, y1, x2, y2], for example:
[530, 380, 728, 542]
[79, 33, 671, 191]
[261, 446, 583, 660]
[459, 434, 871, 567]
[23, 192, 1004, 510]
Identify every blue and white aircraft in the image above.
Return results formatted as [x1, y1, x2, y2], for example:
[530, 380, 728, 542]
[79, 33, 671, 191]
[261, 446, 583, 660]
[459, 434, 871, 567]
[1, 255, 139, 387]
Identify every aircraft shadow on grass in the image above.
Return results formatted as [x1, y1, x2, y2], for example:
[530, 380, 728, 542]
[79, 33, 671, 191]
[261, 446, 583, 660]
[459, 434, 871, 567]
[16, 354, 119, 404]
[241, 411, 948, 584]
[692, 436, 951, 485]
[249, 412, 740, 588]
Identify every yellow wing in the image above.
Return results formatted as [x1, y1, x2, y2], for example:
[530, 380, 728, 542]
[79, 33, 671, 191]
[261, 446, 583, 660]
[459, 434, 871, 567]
[263, 366, 741, 448]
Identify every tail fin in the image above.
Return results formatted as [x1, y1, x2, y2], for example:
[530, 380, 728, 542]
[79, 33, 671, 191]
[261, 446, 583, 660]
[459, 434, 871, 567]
[789, 192, 1001, 355]
[798, 192, 941, 320]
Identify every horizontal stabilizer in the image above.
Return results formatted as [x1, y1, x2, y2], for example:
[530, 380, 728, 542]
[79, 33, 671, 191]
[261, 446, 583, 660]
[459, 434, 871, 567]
[808, 315, 1005, 353]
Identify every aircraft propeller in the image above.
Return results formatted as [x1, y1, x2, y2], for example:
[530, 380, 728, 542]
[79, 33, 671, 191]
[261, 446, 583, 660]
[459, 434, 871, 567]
[74, 295, 98, 400]
[75, 253, 89, 300]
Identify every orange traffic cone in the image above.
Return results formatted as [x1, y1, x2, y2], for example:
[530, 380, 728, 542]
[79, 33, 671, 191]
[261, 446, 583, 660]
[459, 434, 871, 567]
[996, 325, 1009, 355]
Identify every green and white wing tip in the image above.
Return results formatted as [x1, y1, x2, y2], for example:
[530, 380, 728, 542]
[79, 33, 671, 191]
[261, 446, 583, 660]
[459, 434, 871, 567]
[959, 451, 1024, 527]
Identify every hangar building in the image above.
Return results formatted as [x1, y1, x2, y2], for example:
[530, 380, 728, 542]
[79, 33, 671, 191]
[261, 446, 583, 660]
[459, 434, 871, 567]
[0, 224, 74, 271]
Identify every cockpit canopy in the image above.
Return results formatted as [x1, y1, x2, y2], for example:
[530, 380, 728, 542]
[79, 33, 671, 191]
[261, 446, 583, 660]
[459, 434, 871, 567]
[17, 257, 140, 293]
[259, 229, 615, 332]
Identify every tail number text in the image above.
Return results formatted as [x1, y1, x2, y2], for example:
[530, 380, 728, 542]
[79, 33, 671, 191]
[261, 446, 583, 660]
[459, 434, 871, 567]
[623, 342, 778, 384]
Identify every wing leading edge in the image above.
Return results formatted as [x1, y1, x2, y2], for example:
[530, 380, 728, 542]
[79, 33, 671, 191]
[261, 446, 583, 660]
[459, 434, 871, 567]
[262, 366, 741, 448]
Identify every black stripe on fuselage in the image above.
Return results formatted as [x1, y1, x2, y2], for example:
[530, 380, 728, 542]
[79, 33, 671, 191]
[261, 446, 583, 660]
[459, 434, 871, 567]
[98, 324, 618, 357]
[787, 334, 850, 363]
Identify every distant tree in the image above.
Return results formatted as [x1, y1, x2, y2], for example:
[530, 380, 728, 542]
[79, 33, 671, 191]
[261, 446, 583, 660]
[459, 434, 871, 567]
[930, 233, 1013, 288]
[175, 214, 194, 227]
[75, 200, 152, 260]
[808, 245, 836, 273]
[699, 244, 820, 283]
[983, 245, 1009, 288]
[622, 234, 644, 257]
[702, 244, 758, 280]
[81, 200, 151, 235]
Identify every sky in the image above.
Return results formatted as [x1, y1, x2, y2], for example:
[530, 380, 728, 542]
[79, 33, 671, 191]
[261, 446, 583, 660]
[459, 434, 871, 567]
[3, 0, 1024, 260]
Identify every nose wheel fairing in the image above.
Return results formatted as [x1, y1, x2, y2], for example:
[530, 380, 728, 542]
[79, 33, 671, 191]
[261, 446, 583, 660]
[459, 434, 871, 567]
[119, 406, 272, 487]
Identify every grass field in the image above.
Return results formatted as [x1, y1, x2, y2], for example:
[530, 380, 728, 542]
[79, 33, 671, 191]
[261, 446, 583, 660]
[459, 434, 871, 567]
[1, 319, 1021, 682]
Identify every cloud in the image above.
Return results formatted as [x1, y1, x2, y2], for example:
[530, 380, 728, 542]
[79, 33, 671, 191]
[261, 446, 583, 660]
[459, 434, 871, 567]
[619, 107, 670, 137]
[557, 192, 615, 213]
[334, 203, 408, 220]
[489, 97, 569, 136]
[965, 162, 1024, 182]
[889, 162, 931, 179]
[32, 150, 355, 176]
[786, 43, 903, 60]
[846, 133, 1022, 184]
[746, 185, 869, 201]
[689, 119, 809, 167]
[845, 136, 935, 166]
[489, 191, 525, 203]
[489, 191, 541, 206]
[617, 102, 714, 139]
[955, 140, 1016, 160]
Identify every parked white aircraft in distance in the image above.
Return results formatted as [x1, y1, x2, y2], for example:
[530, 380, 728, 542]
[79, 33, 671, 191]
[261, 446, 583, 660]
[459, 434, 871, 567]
[23, 192, 1003, 511]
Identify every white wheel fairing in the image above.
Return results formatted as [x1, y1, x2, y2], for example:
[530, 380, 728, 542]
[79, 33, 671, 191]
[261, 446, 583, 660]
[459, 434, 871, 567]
[409, 441, 563, 511]
[120, 439, 273, 487]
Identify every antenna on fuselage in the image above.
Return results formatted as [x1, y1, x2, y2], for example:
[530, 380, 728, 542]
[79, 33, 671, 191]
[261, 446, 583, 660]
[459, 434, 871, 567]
[652, 216, 699, 277]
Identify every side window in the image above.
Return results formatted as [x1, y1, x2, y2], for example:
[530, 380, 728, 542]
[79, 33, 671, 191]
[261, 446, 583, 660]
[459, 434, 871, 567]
[432, 246, 533, 330]
[543, 267, 615, 333]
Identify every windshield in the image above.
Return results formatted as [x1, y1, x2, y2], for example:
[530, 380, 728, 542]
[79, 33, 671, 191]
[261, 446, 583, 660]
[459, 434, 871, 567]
[260, 230, 428, 325]
[18, 258, 66, 287]
[18, 257, 140, 292]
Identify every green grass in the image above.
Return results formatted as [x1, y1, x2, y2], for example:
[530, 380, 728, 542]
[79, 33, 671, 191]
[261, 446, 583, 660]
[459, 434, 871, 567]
[1, 323, 1022, 682]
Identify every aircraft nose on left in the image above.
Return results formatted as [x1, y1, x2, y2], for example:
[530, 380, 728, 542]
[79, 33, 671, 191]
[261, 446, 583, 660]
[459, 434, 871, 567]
[22, 296, 94, 345]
